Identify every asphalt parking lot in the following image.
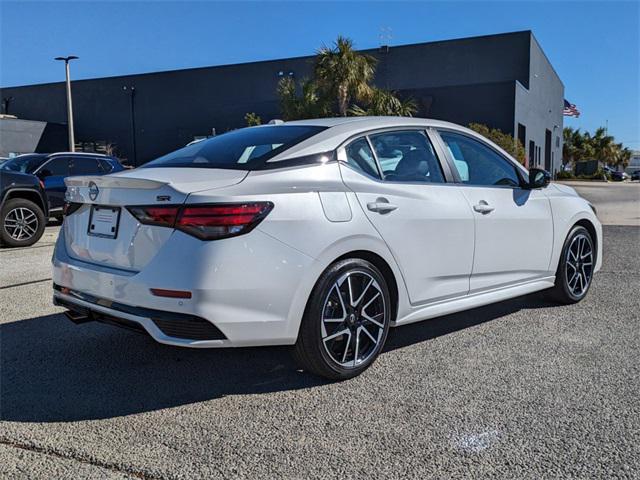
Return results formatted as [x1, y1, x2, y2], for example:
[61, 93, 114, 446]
[1, 183, 639, 479]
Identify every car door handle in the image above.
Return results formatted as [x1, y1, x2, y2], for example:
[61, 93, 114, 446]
[473, 201, 494, 214]
[367, 199, 398, 213]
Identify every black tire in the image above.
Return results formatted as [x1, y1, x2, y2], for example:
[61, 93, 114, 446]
[548, 225, 595, 304]
[0, 198, 46, 247]
[293, 258, 392, 380]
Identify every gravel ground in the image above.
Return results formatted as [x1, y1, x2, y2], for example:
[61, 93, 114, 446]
[0, 197, 639, 478]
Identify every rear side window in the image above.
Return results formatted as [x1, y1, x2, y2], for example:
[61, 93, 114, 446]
[143, 125, 326, 170]
[344, 138, 380, 178]
[71, 157, 101, 175]
[99, 159, 114, 173]
[370, 130, 445, 183]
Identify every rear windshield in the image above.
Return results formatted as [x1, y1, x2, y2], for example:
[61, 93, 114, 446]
[143, 125, 326, 170]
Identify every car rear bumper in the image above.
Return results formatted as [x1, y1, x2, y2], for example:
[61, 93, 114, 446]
[53, 284, 230, 348]
[52, 225, 317, 347]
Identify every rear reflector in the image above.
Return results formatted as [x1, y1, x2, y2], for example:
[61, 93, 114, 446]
[127, 202, 273, 240]
[150, 288, 192, 299]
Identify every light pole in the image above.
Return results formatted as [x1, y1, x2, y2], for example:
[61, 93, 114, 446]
[54, 55, 79, 151]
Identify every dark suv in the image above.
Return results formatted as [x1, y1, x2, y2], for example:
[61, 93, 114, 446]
[2, 153, 123, 218]
[0, 168, 48, 247]
[0, 152, 123, 247]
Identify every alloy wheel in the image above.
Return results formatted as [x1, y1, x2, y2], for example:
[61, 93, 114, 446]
[321, 270, 387, 368]
[3, 207, 39, 241]
[566, 233, 593, 297]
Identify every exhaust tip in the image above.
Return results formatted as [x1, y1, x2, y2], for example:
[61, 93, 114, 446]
[64, 310, 92, 324]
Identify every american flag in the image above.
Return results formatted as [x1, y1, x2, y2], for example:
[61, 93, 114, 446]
[563, 99, 580, 117]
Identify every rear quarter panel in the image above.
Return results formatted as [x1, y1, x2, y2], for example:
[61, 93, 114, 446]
[184, 162, 412, 327]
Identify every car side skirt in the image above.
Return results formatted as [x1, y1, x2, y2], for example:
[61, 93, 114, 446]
[394, 276, 556, 326]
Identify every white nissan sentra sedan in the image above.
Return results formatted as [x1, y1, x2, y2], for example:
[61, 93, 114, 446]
[53, 117, 602, 379]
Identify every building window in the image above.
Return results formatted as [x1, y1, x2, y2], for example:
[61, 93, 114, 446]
[517, 123, 526, 149]
[529, 140, 535, 167]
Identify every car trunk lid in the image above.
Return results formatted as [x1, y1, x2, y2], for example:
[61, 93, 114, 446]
[62, 168, 248, 271]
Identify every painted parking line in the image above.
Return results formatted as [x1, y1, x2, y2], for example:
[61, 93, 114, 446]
[0, 278, 51, 290]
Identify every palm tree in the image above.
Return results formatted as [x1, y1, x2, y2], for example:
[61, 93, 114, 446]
[349, 88, 417, 117]
[563, 126, 632, 172]
[277, 77, 330, 120]
[562, 127, 578, 164]
[613, 143, 632, 169]
[564, 127, 595, 164]
[590, 127, 616, 164]
[278, 36, 417, 120]
[314, 36, 377, 116]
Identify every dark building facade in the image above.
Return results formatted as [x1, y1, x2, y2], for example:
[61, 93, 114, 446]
[0, 117, 68, 157]
[0, 30, 564, 171]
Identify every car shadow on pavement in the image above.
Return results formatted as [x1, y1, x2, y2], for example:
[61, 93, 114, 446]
[1, 293, 556, 423]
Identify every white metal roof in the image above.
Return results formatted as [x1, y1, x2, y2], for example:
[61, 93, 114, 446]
[272, 117, 465, 162]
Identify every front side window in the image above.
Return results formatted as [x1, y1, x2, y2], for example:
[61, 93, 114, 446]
[439, 131, 521, 187]
[370, 130, 445, 183]
[344, 138, 380, 178]
[39, 157, 70, 177]
[143, 125, 326, 170]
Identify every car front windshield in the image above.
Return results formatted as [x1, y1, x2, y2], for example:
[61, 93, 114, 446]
[143, 125, 326, 170]
[1, 155, 47, 174]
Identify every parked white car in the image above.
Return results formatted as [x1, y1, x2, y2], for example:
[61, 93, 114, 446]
[53, 117, 602, 379]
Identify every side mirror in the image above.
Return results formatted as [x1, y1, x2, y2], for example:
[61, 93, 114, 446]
[528, 168, 551, 189]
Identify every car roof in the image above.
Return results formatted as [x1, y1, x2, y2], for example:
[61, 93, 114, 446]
[48, 152, 113, 158]
[268, 116, 528, 175]
[282, 116, 459, 130]
[12, 153, 48, 158]
[270, 116, 467, 159]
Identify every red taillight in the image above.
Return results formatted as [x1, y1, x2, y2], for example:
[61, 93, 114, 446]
[127, 202, 273, 240]
[176, 202, 273, 240]
[127, 206, 180, 227]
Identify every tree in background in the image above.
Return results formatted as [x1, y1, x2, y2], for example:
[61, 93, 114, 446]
[563, 127, 587, 164]
[315, 36, 377, 116]
[244, 112, 262, 126]
[468, 123, 526, 164]
[278, 36, 416, 120]
[563, 126, 631, 169]
[614, 143, 632, 169]
[588, 127, 616, 164]
[277, 77, 331, 120]
[349, 88, 417, 117]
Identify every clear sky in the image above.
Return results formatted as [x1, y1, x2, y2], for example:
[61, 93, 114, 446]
[1, 0, 638, 148]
